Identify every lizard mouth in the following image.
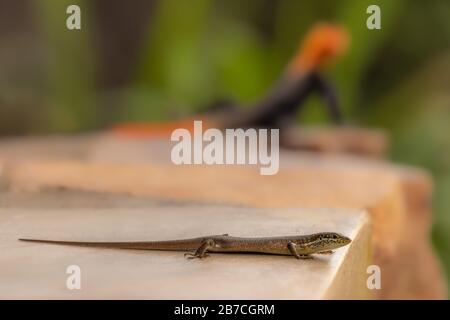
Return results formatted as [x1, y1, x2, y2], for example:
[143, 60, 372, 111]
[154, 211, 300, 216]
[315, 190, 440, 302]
[341, 236, 352, 245]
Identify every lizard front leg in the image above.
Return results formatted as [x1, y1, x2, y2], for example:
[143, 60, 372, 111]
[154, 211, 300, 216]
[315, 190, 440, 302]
[288, 242, 313, 259]
[185, 239, 215, 259]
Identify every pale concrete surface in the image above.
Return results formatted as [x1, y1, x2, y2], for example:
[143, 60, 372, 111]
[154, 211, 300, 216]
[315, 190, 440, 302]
[0, 126, 387, 165]
[0, 206, 371, 299]
[0, 133, 445, 299]
[0, 189, 205, 209]
[3, 160, 404, 254]
[281, 126, 388, 158]
[0, 134, 96, 162]
[88, 129, 386, 164]
[5, 159, 445, 299]
[0, 160, 4, 189]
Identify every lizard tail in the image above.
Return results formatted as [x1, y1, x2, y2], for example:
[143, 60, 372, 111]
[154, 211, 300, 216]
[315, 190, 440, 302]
[19, 238, 152, 250]
[18, 238, 199, 251]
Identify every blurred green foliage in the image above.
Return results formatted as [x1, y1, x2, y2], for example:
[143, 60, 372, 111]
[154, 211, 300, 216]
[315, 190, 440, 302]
[2, 0, 450, 289]
[35, 0, 98, 131]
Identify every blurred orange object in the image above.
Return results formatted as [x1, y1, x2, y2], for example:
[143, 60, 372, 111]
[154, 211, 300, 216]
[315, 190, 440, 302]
[111, 116, 219, 138]
[287, 23, 349, 76]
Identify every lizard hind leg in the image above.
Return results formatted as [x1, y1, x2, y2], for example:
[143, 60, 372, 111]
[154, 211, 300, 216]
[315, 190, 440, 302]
[184, 239, 215, 259]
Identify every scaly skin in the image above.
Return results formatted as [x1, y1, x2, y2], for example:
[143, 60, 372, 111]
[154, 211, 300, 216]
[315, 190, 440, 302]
[19, 232, 351, 259]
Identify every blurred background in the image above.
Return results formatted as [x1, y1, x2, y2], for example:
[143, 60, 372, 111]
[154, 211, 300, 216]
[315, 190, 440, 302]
[1, 0, 449, 286]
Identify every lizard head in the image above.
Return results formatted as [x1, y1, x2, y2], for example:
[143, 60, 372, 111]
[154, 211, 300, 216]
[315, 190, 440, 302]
[287, 23, 349, 76]
[303, 232, 352, 252]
